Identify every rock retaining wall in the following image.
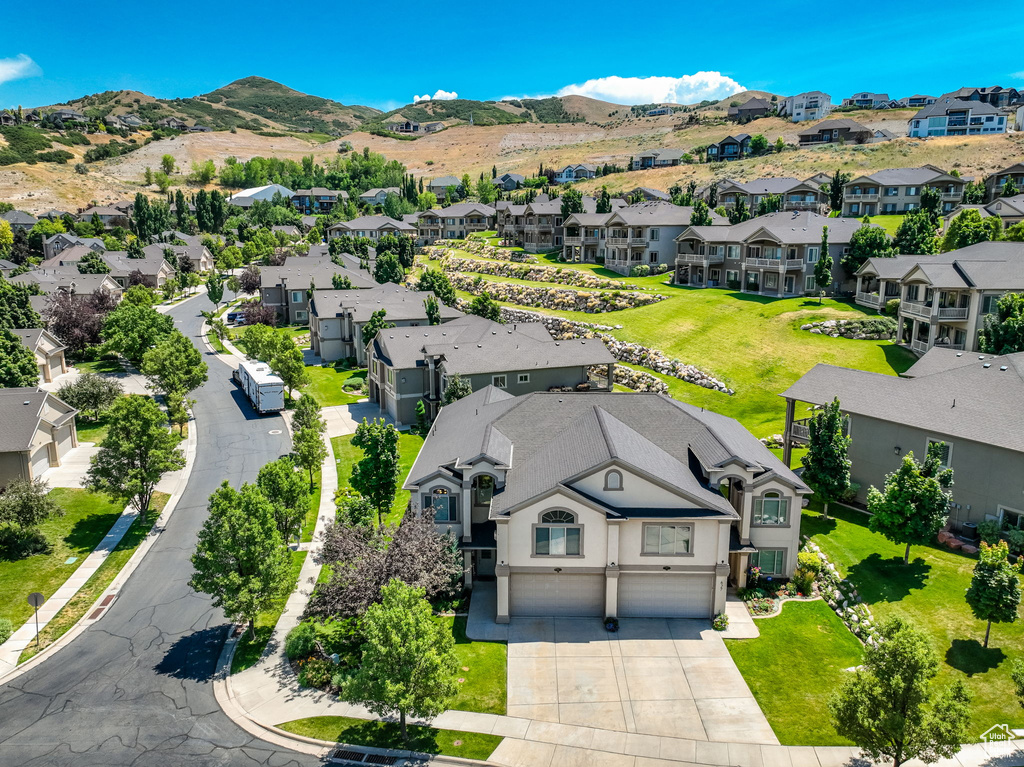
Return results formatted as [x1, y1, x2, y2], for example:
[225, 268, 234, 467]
[441, 256, 638, 291]
[803, 537, 878, 645]
[448, 273, 665, 313]
[426, 241, 537, 263]
[802, 318, 897, 341]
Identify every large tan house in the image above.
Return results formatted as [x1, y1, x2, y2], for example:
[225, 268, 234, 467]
[783, 348, 1024, 531]
[405, 388, 809, 621]
[326, 215, 415, 241]
[11, 328, 68, 384]
[716, 177, 828, 214]
[0, 388, 78, 486]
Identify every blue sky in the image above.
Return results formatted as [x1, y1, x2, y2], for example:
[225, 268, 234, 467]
[2, 0, 1022, 111]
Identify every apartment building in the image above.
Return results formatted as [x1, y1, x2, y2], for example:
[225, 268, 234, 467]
[260, 259, 376, 324]
[779, 91, 832, 122]
[841, 166, 965, 216]
[705, 134, 751, 162]
[291, 188, 349, 215]
[673, 211, 862, 296]
[598, 202, 726, 276]
[326, 215, 416, 241]
[908, 97, 1006, 137]
[357, 187, 401, 206]
[985, 163, 1024, 201]
[716, 177, 827, 214]
[854, 241, 1024, 355]
[409, 203, 496, 245]
[427, 176, 464, 199]
[366, 315, 615, 426]
[499, 196, 626, 254]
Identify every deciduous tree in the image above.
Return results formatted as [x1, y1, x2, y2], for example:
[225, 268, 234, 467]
[0, 274, 41, 330]
[141, 329, 208, 395]
[941, 209, 1001, 252]
[468, 291, 502, 322]
[423, 294, 440, 325]
[964, 540, 1021, 648]
[100, 302, 175, 364]
[361, 308, 395, 346]
[843, 225, 896, 275]
[814, 225, 833, 302]
[690, 199, 713, 226]
[257, 457, 310, 543]
[0, 478, 62, 534]
[293, 424, 328, 492]
[239, 264, 262, 294]
[206, 275, 224, 307]
[441, 373, 472, 405]
[800, 398, 851, 519]
[56, 372, 123, 420]
[350, 418, 400, 526]
[373, 251, 404, 284]
[292, 394, 326, 436]
[416, 269, 456, 306]
[978, 292, 1024, 354]
[0, 328, 40, 387]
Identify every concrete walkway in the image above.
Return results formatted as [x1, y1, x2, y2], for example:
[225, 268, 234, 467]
[0, 410, 199, 676]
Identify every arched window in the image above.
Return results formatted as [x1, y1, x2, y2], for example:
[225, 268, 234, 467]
[753, 491, 788, 525]
[535, 510, 581, 556]
[422, 487, 457, 522]
[604, 470, 623, 491]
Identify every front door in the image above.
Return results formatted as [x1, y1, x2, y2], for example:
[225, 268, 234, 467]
[475, 550, 496, 578]
[784, 275, 795, 295]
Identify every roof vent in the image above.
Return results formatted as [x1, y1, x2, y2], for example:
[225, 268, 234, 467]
[983, 363, 991, 368]
[955, 352, 963, 357]
[454, 345, 458, 349]
[555, 342, 560, 346]
[1000, 365, 1008, 371]
[23, 400, 30, 405]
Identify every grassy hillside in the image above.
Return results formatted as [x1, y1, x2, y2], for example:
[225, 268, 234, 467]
[371, 99, 529, 128]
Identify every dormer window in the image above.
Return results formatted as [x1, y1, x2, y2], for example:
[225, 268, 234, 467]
[604, 470, 623, 491]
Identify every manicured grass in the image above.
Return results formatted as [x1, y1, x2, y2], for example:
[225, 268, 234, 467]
[206, 329, 227, 354]
[18, 491, 169, 663]
[331, 432, 425, 526]
[231, 549, 307, 674]
[804, 505, 1024, 737]
[72, 357, 125, 376]
[859, 214, 905, 237]
[300, 469, 322, 543]
[444, 615, 507, 715]
[75, 414, 111, 445]
[726, 599, 863, 745]
[275, 716, 502, 761]
[0, 488, 131, 630]
[304, 366, 367, 408]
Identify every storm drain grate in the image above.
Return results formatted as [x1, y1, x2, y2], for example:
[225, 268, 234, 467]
[364, 755, 399, 766]
[330, 749, 365, 762]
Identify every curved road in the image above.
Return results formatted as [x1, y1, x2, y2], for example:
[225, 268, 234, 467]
[0, 296, 320, 766]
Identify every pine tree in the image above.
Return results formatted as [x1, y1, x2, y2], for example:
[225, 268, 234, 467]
[814, 226, 833, 303]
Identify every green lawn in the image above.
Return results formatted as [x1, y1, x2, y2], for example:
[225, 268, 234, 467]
[859, 214, 905, 236]
[72, 357, 125, 376]
[275, 716, 502, 761]
[445, 616, 507, 715]
[804, 505, 1024, 738]
[300, 469, 322, 543]
[206, 329, 227, 354]
[231, 549, 307, 674]
[0, 489, 133, 630]
[304, 366, 367, 408]
[727, 599, 863, 745]
[18, 491, 168, 663]
[75, 414, 111, 445]
[331, 432, 425, 526]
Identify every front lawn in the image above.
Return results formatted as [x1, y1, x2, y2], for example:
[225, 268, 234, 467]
[804, 505, 1024, 737]
[72, 356, 125, 376]
[726, 599, 863, 745]
[231, 549, 307, 673]
[304, 366, 367, 408]
[331, 432, 425, 526]
[275, 716, 502, 761]
[300, 469, 322, 543]
[445, 615, 507, 715]
[75, 413, 111, 445]
[859, 214, 905, 236]
[0, 488, 131, 630]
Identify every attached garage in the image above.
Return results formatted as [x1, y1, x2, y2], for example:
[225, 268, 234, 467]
[510, 573, 605, 617]
[29, 444, 51, 480]
[45, 354, 64, 384]
[617, 572, 714, 619]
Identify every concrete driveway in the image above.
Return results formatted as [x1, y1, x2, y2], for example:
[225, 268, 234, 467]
[323, 402, 396, 438]
[507, 617, 777, 745]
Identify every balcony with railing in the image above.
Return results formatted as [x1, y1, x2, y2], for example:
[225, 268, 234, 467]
[790, 418, 811, 441]
[935, 340, 966, 351]
[911, 339, 930, 354]
[901, 300, 934, 320]
[745, 257, 805, 270]
[938, 306, 969, 320]
[846, 191, 880, 201]
[784, 200, 822, 210]
[855, 292, 884, 309]
[678, 252, 724, 265]
[607, 237, 630, 246]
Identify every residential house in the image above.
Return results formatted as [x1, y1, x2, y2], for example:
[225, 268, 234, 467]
[645, 107, 672, 116]
[631, 149, 688, 170]
[0, 111, 16, 126]
[779, 91, 832, 122]
[984, 163, 1024, 201]
[491, 173, 524, 191]
[260, 259, 376, 324]
[189, 124, 212, 133]
[516, 196, 619, 254]
[854, 241, 1024, 354]
[42, 232, 105, 260]
[782, 348, 1024, 531]
[1, 210, 38, 232]
[674, 211, 863, 296]
[77, 205, 131, 230]
[0, 259, 17, 278]
[0, 388, 78, 487]
[120, 114, 145, 128]
[50, 109, 86, 123]
[101, 252, 176, 288]
[427, 176, 464, 199]
[326, 215, 416, 241]
[409, 203, 496, 245]
[942, 196, 1024, 229]
[842, 165, 965, 216]
[358, 187, 401, 206]
[898, 95, 937, 108]
[908, 97, 1006, 137]
[367, 315, 616, 427]
[310, 284, 463, 364]
[946, 86, 1023, 108]
[728, 98, 772, 120]
[227, 184, 295, 208]
[797, 118, 876, 146]
[155, 116, 188, 130]
[405, 387, 809, 618]
[424, 122, 445, 133]
[10, 269, 123, 301]
[10, 328, 67, 383]
[628, 187, 671, 202]
[386, 119, 420, 133]
[842, 92, 894, 109]
[272, 225, 301, 237]
[599, 202, 727, 275]
[291, 188, 349, 215]
[716, 177, 827, 214]
[39, 209, 73, 221]
[552, 164, 597, 184]
[142, 243, 214, 273]
[158, 230, 204, 247]
[705, 134, 751, 162]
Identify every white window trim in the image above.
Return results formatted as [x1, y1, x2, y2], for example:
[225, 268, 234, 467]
[641, 523, 693, 556]
[517, 373, 530, 384]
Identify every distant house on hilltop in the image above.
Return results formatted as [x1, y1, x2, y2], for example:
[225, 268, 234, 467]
[778, 91, 832, 122]
[727, 98, 772, 121]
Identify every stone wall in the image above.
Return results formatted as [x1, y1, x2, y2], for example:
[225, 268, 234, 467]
[448, 273, 665, 313]
[441, 256, 639, 291]
[802, 317, 897, 341]
[426, 241, 537, 263]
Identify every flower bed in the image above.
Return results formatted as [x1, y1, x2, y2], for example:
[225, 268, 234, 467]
[801, 317, 897, 341]
[802, 537, 878, 645]
[441, 256, 639, 291]
[448, 273, 665, 313]
[426, 241, 537, 263]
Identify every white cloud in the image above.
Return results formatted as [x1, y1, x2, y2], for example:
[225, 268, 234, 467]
[413, 89, 458, 103]
[0, 54, 42, 85]
[553, 71, 744, 105]
[1011, 71, 1024, 80]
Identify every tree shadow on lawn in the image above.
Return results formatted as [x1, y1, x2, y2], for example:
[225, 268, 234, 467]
[845, 553, 930, 604]
[945, 639, 1007, 677]
[323, 718, 442, 754]
[800, 512, 838, 537]
[64, 511, 123, 552]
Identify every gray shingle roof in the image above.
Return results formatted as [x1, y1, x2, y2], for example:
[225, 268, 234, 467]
[310, 285, 463, 323]
[0, 388, 75, 452]
[1, 210, 37, 226]
[608, 201, 725, 227]
[797, 118, 873, 136]
[679, 210, 863, 245]
[852, 165, 960, 186]
[260, 259, 377, 290]
[912, 97, 1001, 118]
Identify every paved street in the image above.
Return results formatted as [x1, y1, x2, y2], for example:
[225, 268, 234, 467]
[0, 295, 321, 767]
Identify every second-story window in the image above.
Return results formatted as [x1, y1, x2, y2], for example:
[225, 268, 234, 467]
[424, 487, 457, 522]
[754, 492, 789, 525]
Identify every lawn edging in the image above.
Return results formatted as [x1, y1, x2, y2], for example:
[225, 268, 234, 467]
[0, 406, 200, 687]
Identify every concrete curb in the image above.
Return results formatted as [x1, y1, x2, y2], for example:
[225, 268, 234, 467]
[0, 406, 200, 687]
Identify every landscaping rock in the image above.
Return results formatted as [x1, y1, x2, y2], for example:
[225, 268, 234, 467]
[961, 544, 979, 555]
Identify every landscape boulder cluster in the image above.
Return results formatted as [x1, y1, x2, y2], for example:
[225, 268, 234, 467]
[427, 241, 536, 263]
[448, 273, 665, 313]
[440, 255, 637, 291]
[801, 318, 897, 341]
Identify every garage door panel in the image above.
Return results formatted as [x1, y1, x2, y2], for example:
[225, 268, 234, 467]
[510, 573, 604, 617]
[30, 445, 50, 479]
[618, 573, 713, 619]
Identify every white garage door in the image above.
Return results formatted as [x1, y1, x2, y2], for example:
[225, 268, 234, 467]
[618, 573, 714, 618]
[510, 573, 605, 617]
[54, 425, 74, 457]
[29, 444, 51, 479]
[47, 355, 64, 383]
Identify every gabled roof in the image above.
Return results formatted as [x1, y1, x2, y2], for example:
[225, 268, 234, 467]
[912, 96, 1001, 118]
[429, 176, 462, 188]
[260, 259, 377, 290]
[310, 284, 463, 323]
[797, 118, 873, 136]
[1, 210, 38, 226]
[0, 388, 76, 452]
[607, 201, 725, 227]
[849, 165, 961, 186]
[328, 215, 415, 233]
[419, 202, 496, 218]
[677, 210, 863, 244]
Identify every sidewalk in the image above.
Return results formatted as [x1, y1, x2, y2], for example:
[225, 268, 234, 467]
[0, 409, 199, 679]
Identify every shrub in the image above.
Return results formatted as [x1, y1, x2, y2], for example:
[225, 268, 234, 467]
[726, 278, 741, 290]
[653, 264, 669, 274]
[712, 613, 729, 631]
[885, 298, 900, 317]
[284, 621, 318, 661]
[796, 550, 823, 575]
[840, 482, 861, 503]
[297, 656, 335, 689]
[0, 617, 12, 644]
[977, 519, 1002, 545]
[74, 163, 88, 175]
[1006, 529, 1024, 556]
[630, 264, 651, 277]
